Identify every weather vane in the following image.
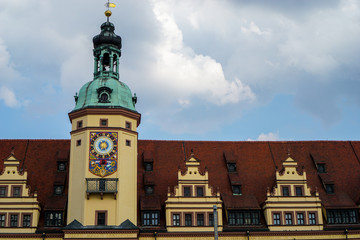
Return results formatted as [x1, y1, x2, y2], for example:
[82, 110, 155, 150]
[104, 0, 116, 21]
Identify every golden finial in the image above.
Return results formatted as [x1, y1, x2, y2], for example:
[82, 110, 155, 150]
[104, 0, 116, 19]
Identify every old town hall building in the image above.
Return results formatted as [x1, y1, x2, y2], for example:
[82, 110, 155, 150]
[1, 11, 360, 240]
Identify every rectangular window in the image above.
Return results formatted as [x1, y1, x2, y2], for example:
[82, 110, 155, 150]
[228, 211, 259, 225]
[0, 214, 5, 227]
[125, 140, 131, 147]
[100, 119, 108, 127]
[309, 212, 316, 225]
[10, 214, 18, 227]
[209, 213, 214, 226]
[142, 211, 159, 226]
[273, 213, 281, 225]
[185, 214, 192, 226]
[282, 186, 289, 196]
[327, 210, 358, 224]
[45, 212, 63, 227]
[196, 187, 204, 197]
[12, 186, 21, 197]
[197, 214, 204, 226]
[173, 214, 180, 226]
[97, 212, 106, 226]
[77, 120, 83, 129]
[183, 187, 191, 197]
[295, 187, 303, 196]
[76, 139, 81, 146]
[297, 213, 304, 225]
[125, 121, 131, 129]
[285, 213, 293, 225]
[22, 214, 31, 227]
[0, 187, 6, 197]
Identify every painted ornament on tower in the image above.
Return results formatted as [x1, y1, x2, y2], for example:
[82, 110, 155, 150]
[89, 132, 118, 177]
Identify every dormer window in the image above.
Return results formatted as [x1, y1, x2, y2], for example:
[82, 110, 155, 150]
[97, 87, 112, 103]
[232, 185, 242, 195]
[144, 162, 153, 171]
[12, 186, 21, 197]
[317, 163, 326, 173]
[54, 186, 64, 195]
[145, 185, 154, 195]
[57, 162, 66, 172]
[196, 186, 204, 197]
[325, 184, 334, 194]
[295, 186, 303, 196]
[227, 163, 237, 172]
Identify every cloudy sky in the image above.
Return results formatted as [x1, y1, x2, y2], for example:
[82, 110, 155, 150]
[0, 0, 359, 141]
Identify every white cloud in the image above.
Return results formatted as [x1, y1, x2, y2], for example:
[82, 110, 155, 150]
[248, 131, 280, 141]
[149, 0, 255, 106]
[0, 86, 19, 108]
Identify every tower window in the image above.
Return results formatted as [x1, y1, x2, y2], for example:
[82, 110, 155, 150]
[125, 121, 131, 129]
[76, 139, 81, 146]
[77, 120, 83, 129]
[100, 119, 108, 127]
[96, 211, 107, 226]
[126, 140, 131, 147]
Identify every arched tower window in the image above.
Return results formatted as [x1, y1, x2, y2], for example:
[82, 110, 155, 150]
[102, 53, 110, 71]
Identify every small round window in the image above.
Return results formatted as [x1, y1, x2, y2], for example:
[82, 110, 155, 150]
[99, 92, 110, 103]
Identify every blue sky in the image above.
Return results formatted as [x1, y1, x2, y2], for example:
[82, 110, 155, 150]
[0, 0, 359, 141]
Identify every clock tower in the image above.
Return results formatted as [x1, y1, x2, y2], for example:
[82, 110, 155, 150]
[67, 12, 140, 226]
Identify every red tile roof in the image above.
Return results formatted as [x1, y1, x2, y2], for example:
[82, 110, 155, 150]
[1, 139, 360, 228]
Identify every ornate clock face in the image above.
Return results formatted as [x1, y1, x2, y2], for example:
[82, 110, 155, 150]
[89, 132, 118, 177]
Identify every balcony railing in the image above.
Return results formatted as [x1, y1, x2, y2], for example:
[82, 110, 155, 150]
[86, 178, 118, 199]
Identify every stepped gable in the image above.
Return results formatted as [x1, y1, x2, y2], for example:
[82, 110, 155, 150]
[137, 140, 360, 211]
[0, 139, 70, 224]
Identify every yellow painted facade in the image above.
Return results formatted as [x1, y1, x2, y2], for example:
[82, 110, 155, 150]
[67, 110, 139, 226]
[165, 154, 223, 232]
[263, 156, 323, 231]
[0, 154, 41, 233]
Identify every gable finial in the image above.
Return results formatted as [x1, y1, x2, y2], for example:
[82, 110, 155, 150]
[287, 147, 291, 157]
[11, 147, 15, 155]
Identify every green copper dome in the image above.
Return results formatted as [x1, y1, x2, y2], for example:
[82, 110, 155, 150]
[73, 78, 137, 112]
[71, 20, 137, 113]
